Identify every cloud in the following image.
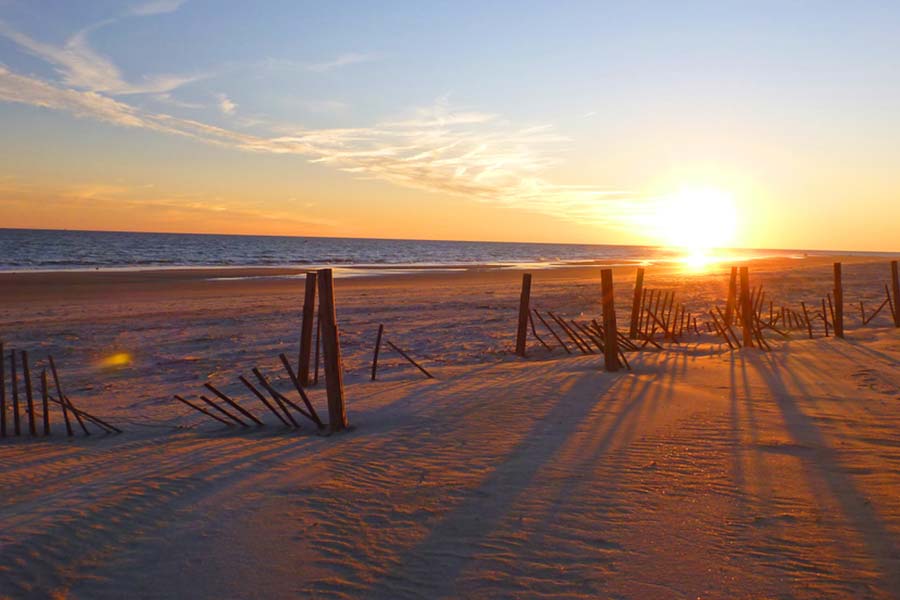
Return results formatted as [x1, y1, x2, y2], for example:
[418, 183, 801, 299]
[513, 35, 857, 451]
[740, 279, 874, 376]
[306, 52, 380, 73]
[216, 93, 236, 115]
[0, 17, 201, 95]
[0, 66, 641, 228]
[129, 0, 187, 16]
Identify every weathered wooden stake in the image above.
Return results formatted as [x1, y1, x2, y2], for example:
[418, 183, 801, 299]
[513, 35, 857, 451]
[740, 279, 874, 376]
[863, 296, 890, 325]
[204, 383, 263, 425]
[528, 311, 552, 351]
[22, 351, 36, 436]
[800, 302, 813, 339]
[629, 267, 645, 339]
[821, 298, 829, 337]
[235, 374, 291, 426]
[534, 310, 571, 354]
[251, 367, 317, 425]
[174, 394, 233, 426]
[279, 353, 324, 427]
[739, 267, 754, 348]
[313, 315, 321, 386]
[887, 284, 896, 328]
[600, 269, 620, 372]
[892, 260, 900, 327]
[297, 272, 318, 386]
[198, 395, 247, 427]
[317, 268, 348, 432]
[515, 273, 533, 357]
[239, 375, 295, 427]
[49, 356, 87, 435]
[371, 324, 384, 380]
[385, 340, 435, 379]
[49, 356, 73, 436]
[833, 262, 844, 338]
[709, 309, 736, 350]
[40, 369, 50, 435]
[11, 349, 20, 435]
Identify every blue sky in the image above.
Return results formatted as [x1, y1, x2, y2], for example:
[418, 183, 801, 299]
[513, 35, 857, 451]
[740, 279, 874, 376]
[1, 1, 899, 249]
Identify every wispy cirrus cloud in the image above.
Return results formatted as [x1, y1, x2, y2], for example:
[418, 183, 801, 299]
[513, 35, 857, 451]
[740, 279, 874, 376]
[0, 11, 201, 95]
[0, 65, 640, 227]
[305, 52, 380, 73]
[130, 0, 188, 17]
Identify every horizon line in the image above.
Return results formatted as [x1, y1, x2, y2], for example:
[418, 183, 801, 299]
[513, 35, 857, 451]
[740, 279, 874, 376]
[1, 226, 898, 256]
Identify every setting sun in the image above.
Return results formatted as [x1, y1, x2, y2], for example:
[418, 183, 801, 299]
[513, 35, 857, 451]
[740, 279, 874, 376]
[652, 187, 739, 251]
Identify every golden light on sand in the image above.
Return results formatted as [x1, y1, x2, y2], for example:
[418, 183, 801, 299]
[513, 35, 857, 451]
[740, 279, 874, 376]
[653, 187, 738, 252]
[100, 352, 133, 369]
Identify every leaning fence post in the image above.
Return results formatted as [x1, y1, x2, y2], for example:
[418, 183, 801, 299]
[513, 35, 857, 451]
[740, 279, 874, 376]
[833, 262, 844, 338]
[739, 267, 754, 348]
[629, 267, 645, 339]
[297, 272, 318, 386]
[317, 268, 348, 432]
[515, 273, 533, 357]
[600, 269, 621, 372]
[371, 324, 384, 380]
[892, 260, 900, 327]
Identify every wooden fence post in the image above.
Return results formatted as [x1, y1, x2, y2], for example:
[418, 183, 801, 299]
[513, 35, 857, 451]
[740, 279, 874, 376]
[739, 267, 754, 348]
[22, 350, 36, 436]
[515, 273, 532, 356]
[892, 260, 900, 327]
[371, 324, 384, 380]
[317, 268, 348, 432]
[297, 272, 318, 386]
[725, 266, 738, 326]
[629, 267, 645, 339]
[833, 262, 844, 338]
[11, 349, 20, 435]
[600, 269, 621, 372]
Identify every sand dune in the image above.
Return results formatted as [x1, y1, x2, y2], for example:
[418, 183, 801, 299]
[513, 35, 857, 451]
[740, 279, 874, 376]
[1, 256, 899, 598]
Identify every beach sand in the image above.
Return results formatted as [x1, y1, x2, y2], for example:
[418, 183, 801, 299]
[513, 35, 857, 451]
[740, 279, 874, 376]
[1, 255, 899, 598]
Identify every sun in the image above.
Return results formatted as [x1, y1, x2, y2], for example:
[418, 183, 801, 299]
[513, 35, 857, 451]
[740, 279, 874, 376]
[652, 187, 738, 251]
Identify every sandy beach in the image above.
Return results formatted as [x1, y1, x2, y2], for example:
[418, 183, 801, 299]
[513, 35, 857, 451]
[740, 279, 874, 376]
[1, 255, 899, 598]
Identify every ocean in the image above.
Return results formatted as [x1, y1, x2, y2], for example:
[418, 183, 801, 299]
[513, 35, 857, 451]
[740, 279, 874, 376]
[0, 228, 864, 273]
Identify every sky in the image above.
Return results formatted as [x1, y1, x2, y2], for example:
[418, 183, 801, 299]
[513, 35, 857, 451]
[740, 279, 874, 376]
[0, 0, 898, 251]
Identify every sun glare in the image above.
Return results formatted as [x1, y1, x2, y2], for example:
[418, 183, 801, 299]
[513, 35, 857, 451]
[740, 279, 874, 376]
[653, 187, 738, 252]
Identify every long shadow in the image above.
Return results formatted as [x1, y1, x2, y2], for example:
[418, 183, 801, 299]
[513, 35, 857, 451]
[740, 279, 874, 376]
[746, 351, 900, 591]
[357, 366, 647, 598]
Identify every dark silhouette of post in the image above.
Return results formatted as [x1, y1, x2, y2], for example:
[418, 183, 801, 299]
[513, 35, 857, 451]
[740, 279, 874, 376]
[371, 324, 384, 380]
[41, 369, 50, 435]
[892, 260, 900, 327]
[739, 267, 754, 348]
[297, 272, 318, 386]
[11, 349, 20, 435]
[318, 268, 348, 432]
[600, 269, 620, 372]
[629, 267, 645, 339]
[833, 262, 844, 338]
[515, 273, 532, 356]
[724, 266, 738, 326]
[22, 350, 36, 436]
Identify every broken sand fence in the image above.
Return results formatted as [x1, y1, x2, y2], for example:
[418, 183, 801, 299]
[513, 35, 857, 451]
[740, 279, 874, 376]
[173, 268, 349, 435]
[514, 259, 900, 360]
[0, 345, 121, 440]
